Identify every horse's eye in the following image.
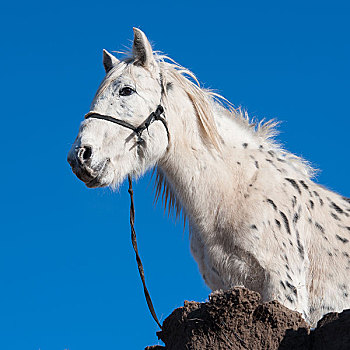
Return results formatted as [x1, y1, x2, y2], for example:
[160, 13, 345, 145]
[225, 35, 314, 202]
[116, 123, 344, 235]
[119, 87, 135, 96]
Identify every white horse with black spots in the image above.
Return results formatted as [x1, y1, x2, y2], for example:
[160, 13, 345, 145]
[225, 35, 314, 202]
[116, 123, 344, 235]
[68, 28, 350, 326]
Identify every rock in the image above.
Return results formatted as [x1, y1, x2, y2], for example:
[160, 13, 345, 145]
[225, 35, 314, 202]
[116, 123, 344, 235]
[311, 309, 350, 350]
[146, 287, 350, 350]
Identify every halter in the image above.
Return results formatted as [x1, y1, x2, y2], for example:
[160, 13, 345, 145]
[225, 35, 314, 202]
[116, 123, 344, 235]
[84, 105, 169, 146]
[83, 97, 169, 330]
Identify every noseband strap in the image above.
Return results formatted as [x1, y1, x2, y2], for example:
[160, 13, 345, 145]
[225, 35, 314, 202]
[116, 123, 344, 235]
[85, 105, 169, 145]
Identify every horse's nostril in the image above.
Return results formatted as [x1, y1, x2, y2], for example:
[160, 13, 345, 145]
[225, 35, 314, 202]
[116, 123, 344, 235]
[82, 146, 92, 160]
[77, 145, 93, 163]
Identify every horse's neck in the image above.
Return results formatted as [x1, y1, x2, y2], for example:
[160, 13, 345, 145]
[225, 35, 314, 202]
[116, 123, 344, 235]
[159, 93, 261, 228]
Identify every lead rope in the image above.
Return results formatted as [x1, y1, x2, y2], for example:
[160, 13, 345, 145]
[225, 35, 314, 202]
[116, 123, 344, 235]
[128, 174, 162, 329]
[85, 86, 167, 328]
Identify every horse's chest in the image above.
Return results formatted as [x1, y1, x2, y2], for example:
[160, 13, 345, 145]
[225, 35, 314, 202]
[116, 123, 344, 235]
[189, 226, 260, 291]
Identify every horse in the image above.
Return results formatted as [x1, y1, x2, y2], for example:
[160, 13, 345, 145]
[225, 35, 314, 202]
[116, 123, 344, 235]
[67, 28, 350, 326]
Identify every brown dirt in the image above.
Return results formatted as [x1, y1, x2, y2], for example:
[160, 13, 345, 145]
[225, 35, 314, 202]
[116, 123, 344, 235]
[145, 287, 350, 350]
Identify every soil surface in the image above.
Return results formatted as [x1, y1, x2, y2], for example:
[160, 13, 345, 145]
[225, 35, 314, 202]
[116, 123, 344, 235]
[146, 287, 350, 350]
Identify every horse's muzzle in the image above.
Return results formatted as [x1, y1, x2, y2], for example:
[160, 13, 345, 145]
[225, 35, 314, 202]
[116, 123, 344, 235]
[68, 145, 95, 180]
[67, 145, 110, 187]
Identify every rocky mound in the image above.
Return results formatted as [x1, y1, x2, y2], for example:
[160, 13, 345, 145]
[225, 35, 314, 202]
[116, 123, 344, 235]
[146, 287, 350, 350]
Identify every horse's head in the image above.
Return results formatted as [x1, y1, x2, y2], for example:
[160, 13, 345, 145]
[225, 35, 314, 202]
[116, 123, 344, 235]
[67, 28, 169, 188]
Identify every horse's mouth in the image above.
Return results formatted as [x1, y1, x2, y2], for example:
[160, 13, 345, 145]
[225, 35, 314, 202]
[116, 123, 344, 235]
[70, 158, 111, 188]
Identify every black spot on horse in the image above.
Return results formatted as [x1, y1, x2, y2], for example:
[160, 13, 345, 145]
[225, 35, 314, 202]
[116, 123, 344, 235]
[336, 235, 349, 244]
[285, 178, 301, 195]
[342, 196, 350, 205]
[295, 231, 303, 250]
[286, 281, 298, 296]
[298, 205, 302, 214]
[267, 199, 277, 210]
[322, 305, 335, 312]
[251, 225, 258, 230]
[280, 211, 291, 235]
[299, 180, 309, 190]
[166, 82, 173, 91]
[309, 306, 316, 314]
[313, 192, 323, 204]
[331, 202, 345, 214]
[286, 295, 294, 303]
[309, 200, 314, 209]
[292, 196, 297, 208]
[331, 213, 341, 221]
[293, 213, 299, 224]
[255, 161, 259, 169]
[242, 143, 248, 148]
[296, 230, 305, 259]
[315, 222, 325, 233]
[280, 281, 286, 290]
[268, 150, 275, 157]
[339, 283, 347, 290]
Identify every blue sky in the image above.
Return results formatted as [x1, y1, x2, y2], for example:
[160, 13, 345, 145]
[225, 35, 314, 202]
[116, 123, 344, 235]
[1, 1, 349, 349]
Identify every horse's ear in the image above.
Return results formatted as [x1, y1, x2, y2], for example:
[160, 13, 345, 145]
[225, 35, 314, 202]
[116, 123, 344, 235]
[103, 49, 119, 73]
[132, 28, 155, 67]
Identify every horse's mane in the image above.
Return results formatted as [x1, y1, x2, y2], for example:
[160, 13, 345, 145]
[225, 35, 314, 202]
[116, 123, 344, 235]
[151, 53, 316, 221]
[156, 53, 281, 149]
